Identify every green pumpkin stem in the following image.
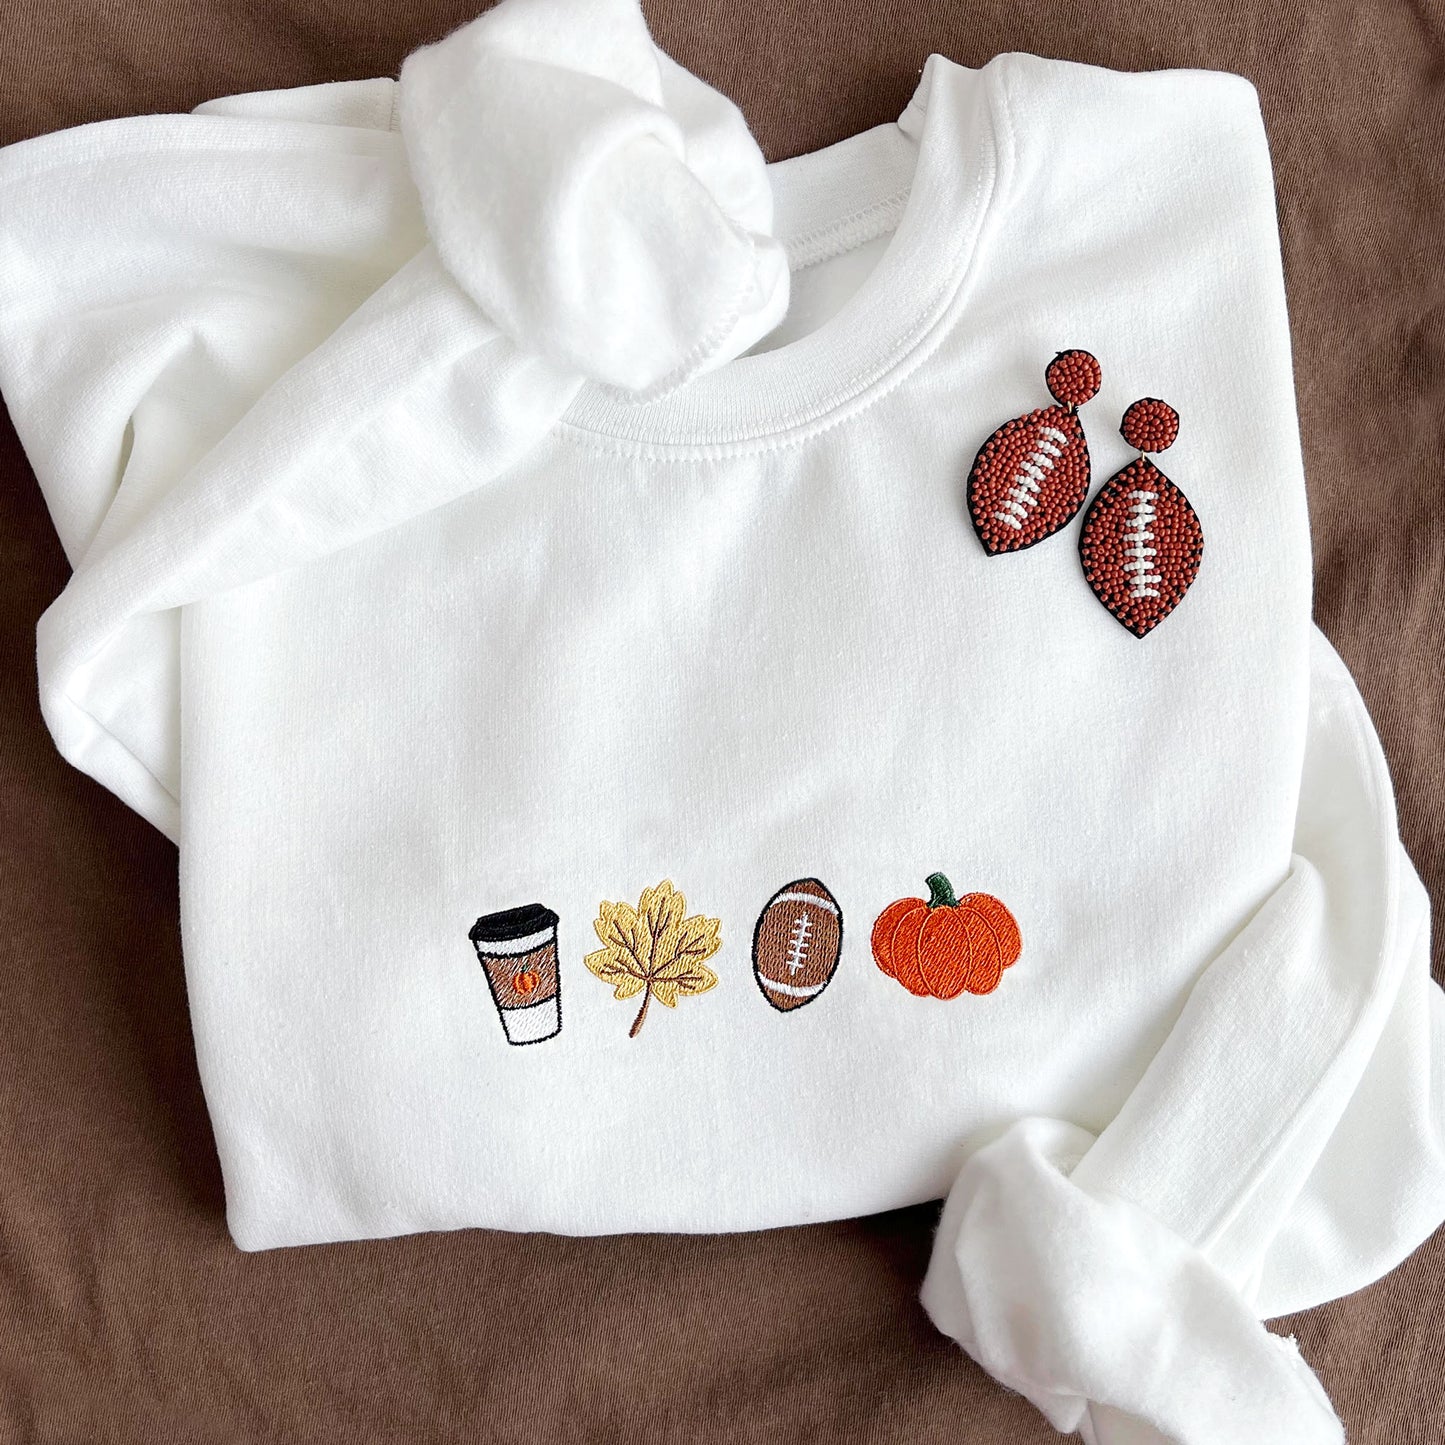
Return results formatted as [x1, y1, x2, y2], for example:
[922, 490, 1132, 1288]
[924, 872, 958, 910]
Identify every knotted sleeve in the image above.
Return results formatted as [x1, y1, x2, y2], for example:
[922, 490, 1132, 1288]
[0, 84, 431, 834]
[922, 628, 1444, 1445]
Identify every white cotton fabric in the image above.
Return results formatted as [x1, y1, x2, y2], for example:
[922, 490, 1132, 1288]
[1, 5, 1441, 1440]
[921, 630, 1443, 1445]
[396, 0, 788, 394]
[923, 1120, 1345, 1444]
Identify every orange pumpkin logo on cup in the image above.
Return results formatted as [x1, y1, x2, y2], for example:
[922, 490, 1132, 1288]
[871, 874, 1021, 998]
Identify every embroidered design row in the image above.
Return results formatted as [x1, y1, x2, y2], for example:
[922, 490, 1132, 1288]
[467, 877, 1022, 1046]
[968, 350, 1204, 638]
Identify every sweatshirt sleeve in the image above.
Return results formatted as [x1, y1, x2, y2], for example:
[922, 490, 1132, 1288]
[2, 22, 786, 844]
[921, 626, 1445, 1445]
[0, 81, 428, 836]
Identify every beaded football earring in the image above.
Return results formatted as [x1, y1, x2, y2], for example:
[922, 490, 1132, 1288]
[967, 349, 1101, 555]
[1078, 398, 1204, 637]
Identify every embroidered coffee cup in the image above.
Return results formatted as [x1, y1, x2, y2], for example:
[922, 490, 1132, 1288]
[468, 903, 562, 1046]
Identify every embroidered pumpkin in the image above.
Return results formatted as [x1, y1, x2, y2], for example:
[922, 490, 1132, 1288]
[510, 968, 541, 997]
[871, 874, 1021, 998]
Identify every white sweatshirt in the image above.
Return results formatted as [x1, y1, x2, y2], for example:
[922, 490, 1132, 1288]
[1, 3, 1440, 1441]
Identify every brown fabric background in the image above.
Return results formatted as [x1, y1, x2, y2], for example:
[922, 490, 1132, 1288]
[2, 1, 1441, 1440]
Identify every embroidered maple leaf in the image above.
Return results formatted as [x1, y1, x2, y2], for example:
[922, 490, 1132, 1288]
[585, 880, 721, 1038]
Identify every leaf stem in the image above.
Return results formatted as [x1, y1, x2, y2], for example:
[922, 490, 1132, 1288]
[629, 986, 653, 1038]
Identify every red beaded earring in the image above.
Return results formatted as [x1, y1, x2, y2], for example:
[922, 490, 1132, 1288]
[967, 349, 1101, 555]
[1078, 399, 1204, 638]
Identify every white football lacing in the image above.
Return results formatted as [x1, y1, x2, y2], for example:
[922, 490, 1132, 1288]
[1124, 489, 1161, 598]
[785, 913, 812, 974]
[991, 426, 1069, 531]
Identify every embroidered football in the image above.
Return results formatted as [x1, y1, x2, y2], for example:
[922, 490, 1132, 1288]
[968, 349, 1101, 554]
[752, 878, 844, 1013]
[1079, 398, 1203, 638]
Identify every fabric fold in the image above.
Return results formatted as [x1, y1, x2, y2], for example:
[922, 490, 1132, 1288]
[922, 628, 1444, 1444]
[396, 0, 789, 395]
[922, 1118, 1344, 1445]
[0, 0, 791, 838]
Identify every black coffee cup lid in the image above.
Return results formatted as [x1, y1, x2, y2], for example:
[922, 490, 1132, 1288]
[469, 902, 559, 945]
